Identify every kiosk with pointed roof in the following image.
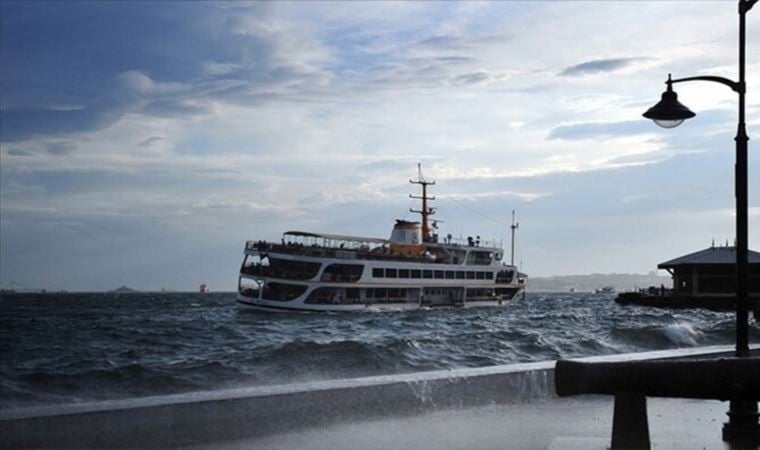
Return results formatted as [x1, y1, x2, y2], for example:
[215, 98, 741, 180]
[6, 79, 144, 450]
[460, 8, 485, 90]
[617, 245, 760, 312]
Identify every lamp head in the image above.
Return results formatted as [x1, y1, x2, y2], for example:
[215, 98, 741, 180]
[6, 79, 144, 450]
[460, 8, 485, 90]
[643, 74, 696, 129]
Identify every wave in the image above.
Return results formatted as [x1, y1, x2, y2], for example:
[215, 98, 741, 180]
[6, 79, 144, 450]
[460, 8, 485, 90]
[1, 291, 752, 409]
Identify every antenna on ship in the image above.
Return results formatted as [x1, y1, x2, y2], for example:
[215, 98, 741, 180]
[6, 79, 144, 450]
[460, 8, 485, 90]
[510, 210, 519, 266]
[409, 163, 436, 243]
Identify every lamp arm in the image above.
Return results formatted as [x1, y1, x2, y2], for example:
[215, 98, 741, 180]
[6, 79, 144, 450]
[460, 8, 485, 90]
[670, 75, 743, 94]
[740, 0, 757, 14]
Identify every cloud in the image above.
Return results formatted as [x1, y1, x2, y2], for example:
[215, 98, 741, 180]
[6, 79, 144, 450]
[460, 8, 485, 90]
[450, 70, 516, 86]
[0, 2, 331, 143]
[3, 140, 78, 157]
[43, 141, 78, 156]
[138, 136, 164, 148]
[0, 97, 135, 142]
[6, 149, 34, 157]
[2, 1, 757, 288]
[560, 57, 651, 77]
[547, 120, 654, 140]
[416, 35, 468, 50]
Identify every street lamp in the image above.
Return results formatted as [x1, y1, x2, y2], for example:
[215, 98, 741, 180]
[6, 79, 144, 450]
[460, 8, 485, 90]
[643, 74, 695, 128]
[642, 0, 757, 444]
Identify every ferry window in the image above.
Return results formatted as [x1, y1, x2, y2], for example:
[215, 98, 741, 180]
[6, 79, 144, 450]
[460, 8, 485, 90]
[434, 270, 444, 279]
[376, 288, 387, 298]
[451, 250, 466, 264]
[411, 269, 421, 278]
[268, 258, 320, 280]
[399, 269, 410, 278]
[322, 264, 364, 282]
[238, 277, 260, 298]
[388, 288, 400, 298]
[496, 270, 514, 284]
[466, 271, 476, 279]
[365, 289, 374, 298]
[485, 272, 494, 280]
[262, 282, 308, 301]
[455, 271, 465, 279]
[476, 272, 486, 280]
[445, 271, 455, 279]
[346, 288, 360, 299]
[423, 270, 433, 279]
[373, 268, 384, 278]
[385, 268, 397, 278]
[466, 251, 492, 265]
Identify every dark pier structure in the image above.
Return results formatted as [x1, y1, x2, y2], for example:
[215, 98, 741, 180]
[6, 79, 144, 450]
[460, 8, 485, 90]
[616, 246, 760, 313]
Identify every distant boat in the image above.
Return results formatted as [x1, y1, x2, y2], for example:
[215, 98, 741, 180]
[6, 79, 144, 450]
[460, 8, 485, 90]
[199, 283, 210, 294]
[595, 286, 615, 294]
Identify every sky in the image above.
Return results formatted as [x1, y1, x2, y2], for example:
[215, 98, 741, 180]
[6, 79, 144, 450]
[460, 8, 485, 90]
[1, 1, 759, 291]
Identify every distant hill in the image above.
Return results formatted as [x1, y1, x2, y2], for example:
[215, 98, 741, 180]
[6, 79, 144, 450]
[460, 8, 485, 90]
[528, 272, 671, 293]
[110, 286, 139, 293]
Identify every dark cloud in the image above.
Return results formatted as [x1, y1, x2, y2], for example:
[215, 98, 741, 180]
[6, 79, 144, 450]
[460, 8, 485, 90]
[6, 148, 34, 157]
[138, 136, 165, 148]
[43, 141, 78, 156]
[415, 34, 509, 52]
[1, 95, 134, 142]
[0, 1, 323, 143]
[452, 72, 491, 85]
[3, 140, 78, 156]
[560, 57, 649, 77]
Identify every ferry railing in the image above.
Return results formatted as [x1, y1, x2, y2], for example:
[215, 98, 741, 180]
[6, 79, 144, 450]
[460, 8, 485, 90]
[245, 241, 457, 265]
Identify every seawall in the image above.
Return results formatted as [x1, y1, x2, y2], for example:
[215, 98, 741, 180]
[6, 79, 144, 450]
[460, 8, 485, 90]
[0, 345, 746, 448]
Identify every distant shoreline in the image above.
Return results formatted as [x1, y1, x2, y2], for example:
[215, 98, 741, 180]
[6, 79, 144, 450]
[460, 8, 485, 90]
[2, 272, 671, 295]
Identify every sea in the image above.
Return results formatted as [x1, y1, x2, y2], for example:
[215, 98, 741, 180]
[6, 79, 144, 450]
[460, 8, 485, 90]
[0, 291, 753, 410]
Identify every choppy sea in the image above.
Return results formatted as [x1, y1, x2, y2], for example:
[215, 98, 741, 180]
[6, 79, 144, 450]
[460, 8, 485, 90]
[0, 291, 754, 410]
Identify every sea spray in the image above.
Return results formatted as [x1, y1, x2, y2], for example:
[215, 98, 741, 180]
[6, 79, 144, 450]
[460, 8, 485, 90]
[660, 322, 701, 346]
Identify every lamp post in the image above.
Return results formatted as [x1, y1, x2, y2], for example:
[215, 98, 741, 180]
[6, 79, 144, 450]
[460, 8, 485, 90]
[642, 0, 757, 444]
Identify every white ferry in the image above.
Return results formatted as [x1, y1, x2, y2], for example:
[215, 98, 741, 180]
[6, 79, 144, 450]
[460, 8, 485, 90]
[237, 169, 527, 312]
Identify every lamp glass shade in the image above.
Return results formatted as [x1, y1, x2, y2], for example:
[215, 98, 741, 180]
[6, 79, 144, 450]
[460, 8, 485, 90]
[653, 119, 685, 129]
[642, 89, 695, 125]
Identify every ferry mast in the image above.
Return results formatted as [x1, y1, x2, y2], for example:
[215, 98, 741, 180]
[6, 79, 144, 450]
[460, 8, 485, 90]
[510, 210, 519, 266]
[409, 164, 436, 243]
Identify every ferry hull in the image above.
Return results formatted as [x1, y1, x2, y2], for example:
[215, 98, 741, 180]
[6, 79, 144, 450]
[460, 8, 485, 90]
[236, 289, 522, 313]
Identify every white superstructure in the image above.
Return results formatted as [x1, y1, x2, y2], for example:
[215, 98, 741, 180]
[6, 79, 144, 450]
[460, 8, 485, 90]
[237, 168, 527, 313]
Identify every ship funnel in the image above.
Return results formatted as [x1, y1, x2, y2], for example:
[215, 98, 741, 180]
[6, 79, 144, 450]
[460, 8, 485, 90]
[389, 220, 421, 245]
